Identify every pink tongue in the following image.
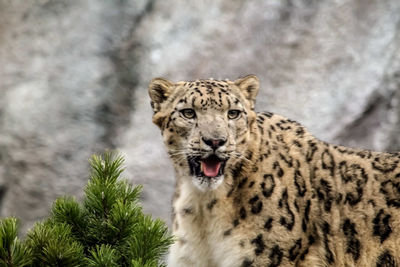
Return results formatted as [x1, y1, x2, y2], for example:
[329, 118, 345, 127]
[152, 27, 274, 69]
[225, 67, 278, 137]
[201, 159, 221, 177]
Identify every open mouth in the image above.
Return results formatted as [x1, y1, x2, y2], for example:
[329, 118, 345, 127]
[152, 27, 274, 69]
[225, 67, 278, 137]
[188, 154, 226, 178]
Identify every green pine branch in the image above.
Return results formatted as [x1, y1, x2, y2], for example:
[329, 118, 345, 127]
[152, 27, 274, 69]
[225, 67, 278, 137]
[0, 218, 31, 267]
[0, 152, 174, 267]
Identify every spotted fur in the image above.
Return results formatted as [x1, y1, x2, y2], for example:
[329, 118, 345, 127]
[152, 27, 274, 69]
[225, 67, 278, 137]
[148, 75, 400, 267]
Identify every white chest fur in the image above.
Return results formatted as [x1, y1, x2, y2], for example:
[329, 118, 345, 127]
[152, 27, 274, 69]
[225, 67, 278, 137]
[168, 179, 248, 267]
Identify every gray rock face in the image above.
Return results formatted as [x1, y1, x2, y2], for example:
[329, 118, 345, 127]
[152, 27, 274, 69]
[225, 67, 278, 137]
[0, 0, 399, 232]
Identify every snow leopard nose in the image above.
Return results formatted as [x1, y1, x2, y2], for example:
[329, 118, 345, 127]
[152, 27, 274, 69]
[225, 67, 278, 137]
[202, 137, 226, 150]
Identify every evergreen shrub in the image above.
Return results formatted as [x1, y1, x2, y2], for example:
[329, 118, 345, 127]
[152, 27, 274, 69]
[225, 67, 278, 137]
[0, 153, 173, 267]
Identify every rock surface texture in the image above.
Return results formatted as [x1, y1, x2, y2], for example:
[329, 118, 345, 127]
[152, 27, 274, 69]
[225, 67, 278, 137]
[0, 0, 399, 232]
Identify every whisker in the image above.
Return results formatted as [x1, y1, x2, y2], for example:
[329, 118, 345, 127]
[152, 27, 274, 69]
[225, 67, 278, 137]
[230, 152, 251, 163]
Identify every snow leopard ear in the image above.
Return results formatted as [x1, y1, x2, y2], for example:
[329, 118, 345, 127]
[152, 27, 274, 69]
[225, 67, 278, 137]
[234, 75, 259, 109]
[148, 78, 174, 111]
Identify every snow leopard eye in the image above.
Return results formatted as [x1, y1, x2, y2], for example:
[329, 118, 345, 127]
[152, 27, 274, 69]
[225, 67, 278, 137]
[180, 108, 196, 119]
[227, 109, 241, 119]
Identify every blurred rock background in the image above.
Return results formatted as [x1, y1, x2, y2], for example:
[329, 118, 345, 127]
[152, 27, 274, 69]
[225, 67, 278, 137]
[0, 0, 399, 233]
